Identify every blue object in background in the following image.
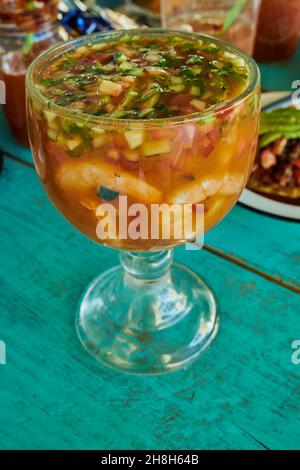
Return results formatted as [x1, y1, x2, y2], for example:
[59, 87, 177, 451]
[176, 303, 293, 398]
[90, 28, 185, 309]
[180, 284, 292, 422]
[61, 7, 114, 35]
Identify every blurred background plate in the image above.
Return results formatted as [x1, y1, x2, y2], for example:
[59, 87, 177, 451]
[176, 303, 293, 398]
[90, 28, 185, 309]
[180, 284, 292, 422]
[239, 91, 300, 220]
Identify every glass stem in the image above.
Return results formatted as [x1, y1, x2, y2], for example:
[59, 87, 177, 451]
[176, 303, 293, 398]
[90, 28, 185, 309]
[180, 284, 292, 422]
[120, 250, 173, 282]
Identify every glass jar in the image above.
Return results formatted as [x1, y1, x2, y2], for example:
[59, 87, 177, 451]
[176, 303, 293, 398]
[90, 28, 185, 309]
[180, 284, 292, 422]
[254, 0, 300, 62]
[125, 0, 161, 24]
[0, 0, 68, 146]
[161, 0, 261, 56]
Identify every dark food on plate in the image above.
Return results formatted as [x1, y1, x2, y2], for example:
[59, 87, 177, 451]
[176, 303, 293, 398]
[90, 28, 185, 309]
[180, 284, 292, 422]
[248, 108, 300, 201]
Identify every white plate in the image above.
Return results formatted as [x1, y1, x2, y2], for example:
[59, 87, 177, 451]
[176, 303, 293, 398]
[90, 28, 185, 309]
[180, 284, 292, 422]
[239, 92, 300, 220]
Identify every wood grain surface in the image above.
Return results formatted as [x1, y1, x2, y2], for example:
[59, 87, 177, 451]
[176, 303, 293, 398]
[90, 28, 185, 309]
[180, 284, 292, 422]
[0, 157, 299, 450]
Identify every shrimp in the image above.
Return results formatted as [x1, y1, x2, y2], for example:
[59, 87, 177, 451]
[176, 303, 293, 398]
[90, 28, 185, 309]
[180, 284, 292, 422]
[56, 159, 162, 204]
[167, 172, 245, 204]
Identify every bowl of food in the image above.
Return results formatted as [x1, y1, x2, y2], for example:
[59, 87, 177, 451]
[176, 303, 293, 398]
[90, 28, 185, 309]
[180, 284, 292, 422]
[240, 92, 300, 219]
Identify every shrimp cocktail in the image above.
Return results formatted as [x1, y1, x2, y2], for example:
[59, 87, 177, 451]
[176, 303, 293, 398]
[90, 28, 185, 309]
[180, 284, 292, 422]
[26, 30, 260, 375]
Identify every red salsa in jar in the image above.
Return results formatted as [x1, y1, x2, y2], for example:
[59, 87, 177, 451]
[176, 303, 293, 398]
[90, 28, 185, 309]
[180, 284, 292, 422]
[0, 0, 66, 146]
[254, 0, 300, 62]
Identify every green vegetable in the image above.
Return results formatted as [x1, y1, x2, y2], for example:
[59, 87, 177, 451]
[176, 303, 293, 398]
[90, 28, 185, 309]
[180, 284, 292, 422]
[47, 129, 58, 141]
[125, 68, 144, 77]
[23, 33, 35, 55]
[56, 92, 86, 106]
[180, 42, 197, 52]
[139, 91, 161, 103]
[40, 78, 62, 87]
[221, 0, 248, 33]
[259, 108, 300, 148]
[187, 55, 206, 65]
[180, 66, 203, 85]
[138, 108, 156, 118]
[198, 115, 216, 126]
[26, 1, 41, 10]
[259, 132, 282, 149]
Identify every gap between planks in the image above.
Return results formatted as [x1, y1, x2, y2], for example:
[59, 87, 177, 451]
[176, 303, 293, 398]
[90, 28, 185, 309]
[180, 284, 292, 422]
[4, 152, 300, 295]
[204, 245, 300, 294]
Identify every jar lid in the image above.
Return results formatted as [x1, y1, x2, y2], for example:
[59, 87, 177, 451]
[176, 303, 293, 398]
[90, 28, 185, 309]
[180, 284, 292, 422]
[0, 0, 58, 32]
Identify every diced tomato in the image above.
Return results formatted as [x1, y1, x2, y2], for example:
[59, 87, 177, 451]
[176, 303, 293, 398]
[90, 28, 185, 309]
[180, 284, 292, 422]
[88, 53, 114, 64]
[120, 157, 139, 173]
[149, 128, 179, 141]
[207, 125, 221, 146]
[182, 106, 196, 115]
[196, 122, 215, 135]
[200, 136, 214, 157]
[294, 168, 300, 183]
[112, 132, 128, 149]
[218, 107, 234, 121]
[294, 158, 300, 169]
[194, 122, 221, 157]
[170, 94, 191, 108]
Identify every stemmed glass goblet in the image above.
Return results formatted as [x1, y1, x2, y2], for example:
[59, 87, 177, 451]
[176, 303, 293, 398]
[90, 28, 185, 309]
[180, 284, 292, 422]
[26, 30, 260, 374]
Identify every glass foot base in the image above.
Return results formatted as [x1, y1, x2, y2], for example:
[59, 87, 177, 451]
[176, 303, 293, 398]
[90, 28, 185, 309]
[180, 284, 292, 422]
[76, 252, 218, 375]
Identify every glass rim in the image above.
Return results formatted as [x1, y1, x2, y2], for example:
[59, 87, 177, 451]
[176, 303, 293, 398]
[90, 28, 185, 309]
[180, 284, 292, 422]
[26, 28, 260, 129]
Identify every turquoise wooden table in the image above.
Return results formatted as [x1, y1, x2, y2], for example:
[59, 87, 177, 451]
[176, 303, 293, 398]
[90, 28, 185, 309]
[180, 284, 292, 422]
[1, 27, 300, 449]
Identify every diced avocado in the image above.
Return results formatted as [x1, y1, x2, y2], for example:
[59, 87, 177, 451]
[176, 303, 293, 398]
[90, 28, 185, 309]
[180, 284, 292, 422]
[93, 134, 107, 149]
[124, 130, 145, 149]
[212, 60, 224, 69]
[222, 51, 237, 60]
[190, 86, 201, 96]
[75, 46, 89, 56]
[43, 110, 57, 125]
[171, 76, 183, 85]
[201, 90, 213, 100]
[125, 68, 144, 77]
[191, 66, 202, 74]
[47, 129, 58, 141]
[119, 61, 135, 72]
[142, 139, 171, 157]
[99, 80, 123, 96]
[66, 135, 82, 151]
[91, 127, 105, 137]
[101, 64, 115, 73]
[191, 99, 206, 111]
[232, 57, 245, 68]
[91, 43, 106, 51]
[169, 84, 185, 92]
[145, 52, 161, 63]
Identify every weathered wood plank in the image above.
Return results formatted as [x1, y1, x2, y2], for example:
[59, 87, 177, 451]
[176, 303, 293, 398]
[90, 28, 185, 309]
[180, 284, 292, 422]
[205, 204, 300, 292]
[0, 158, 300, 450]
